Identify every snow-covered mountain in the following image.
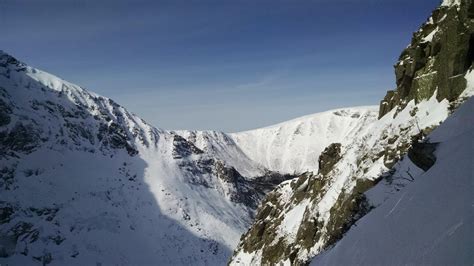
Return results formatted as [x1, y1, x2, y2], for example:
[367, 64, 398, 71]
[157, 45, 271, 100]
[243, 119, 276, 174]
[230, 0, 473, 264]
[0, 51, 377, 265]
[0, 51, 303, 265]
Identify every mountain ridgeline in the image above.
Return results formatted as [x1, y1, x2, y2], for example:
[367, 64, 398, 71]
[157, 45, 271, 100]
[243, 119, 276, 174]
[230, 0, 473, 265]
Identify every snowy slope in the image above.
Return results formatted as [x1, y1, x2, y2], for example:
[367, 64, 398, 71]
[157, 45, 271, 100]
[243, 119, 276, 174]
[230, 107, 378, 175]
[0, 51, 276, 265]
[311, 97, 474, 265]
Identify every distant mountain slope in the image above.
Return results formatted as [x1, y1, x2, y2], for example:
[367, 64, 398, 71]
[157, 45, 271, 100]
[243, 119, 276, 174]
[177, 107, 378, 177]
[311, 97, 474, 265]
[229, 107, 378, 174]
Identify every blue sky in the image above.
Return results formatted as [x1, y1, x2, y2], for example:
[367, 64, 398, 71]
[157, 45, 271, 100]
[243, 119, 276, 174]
[0, 0, 441, 132]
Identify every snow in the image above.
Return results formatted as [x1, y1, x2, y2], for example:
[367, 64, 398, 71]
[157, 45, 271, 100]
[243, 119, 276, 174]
[422, 27, 438, 43]
[460, 69, 474, 99]
[279, 200, 309, 242]
[441, 0, 461, 6]
[230, 107, 378, 174]
[311, 97, 474, 265]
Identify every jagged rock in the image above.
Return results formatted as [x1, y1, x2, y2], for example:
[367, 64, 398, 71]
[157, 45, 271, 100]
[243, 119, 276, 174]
[318, 143, 342, 176]
[0, 123, 40, 154]
[0, 98, 11, 127]
[172, 134, 204, 159]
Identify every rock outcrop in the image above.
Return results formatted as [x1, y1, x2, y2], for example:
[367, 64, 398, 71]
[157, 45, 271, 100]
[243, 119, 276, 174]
[379, 0, 474, 118]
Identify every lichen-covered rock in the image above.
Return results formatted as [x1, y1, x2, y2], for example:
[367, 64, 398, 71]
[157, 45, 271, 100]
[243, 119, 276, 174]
[379, 0, 474, 118]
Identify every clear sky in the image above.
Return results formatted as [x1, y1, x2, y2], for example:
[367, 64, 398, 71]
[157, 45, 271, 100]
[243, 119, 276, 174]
[0, 0, 442, 132]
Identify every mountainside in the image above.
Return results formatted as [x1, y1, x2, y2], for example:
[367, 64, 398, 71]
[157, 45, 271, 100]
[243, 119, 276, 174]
[0, 51, 295, 265]
[230, 0, 473, 264]
[311, 96, 474, 266]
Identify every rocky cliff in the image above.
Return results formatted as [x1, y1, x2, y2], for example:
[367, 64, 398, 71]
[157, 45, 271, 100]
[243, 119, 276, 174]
[379, 0, 474, 118]
[230, 1, 473, 265]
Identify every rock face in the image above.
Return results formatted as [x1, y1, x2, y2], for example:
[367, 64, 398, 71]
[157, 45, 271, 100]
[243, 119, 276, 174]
[379, 0, 474, 118]
[318, 143, 342, 176]
[230, 1, 474, 265]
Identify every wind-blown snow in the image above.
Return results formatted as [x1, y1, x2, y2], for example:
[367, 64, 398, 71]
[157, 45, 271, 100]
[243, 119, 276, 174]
[422, 27, 438, 42]
[311, 97, 474, 266]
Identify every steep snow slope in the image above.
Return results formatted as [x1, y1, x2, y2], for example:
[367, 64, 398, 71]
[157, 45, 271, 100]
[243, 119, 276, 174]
[0, 51, 276, 265]
[311, 97, 474, 265]
[230, 107, 378, 174]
